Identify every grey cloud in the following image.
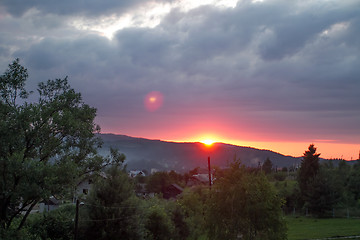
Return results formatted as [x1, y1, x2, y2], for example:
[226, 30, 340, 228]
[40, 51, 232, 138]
[254, 1, 359, 60]
[1, 0, 360, 144]
[115, 27, 176, 68]
[1, 0, 173, 17]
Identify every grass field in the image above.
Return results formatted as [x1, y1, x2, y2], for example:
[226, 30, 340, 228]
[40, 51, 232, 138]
[286, 216, 360, 240]
[198, 216, 360, 240]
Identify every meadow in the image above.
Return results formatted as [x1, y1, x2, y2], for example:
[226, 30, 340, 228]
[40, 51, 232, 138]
[286, 216, 360, 240]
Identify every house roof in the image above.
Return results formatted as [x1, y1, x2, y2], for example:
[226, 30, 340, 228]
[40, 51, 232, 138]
[190, 174, 209, 183]
[77, 171, 107, 186]
[169, 183, 184, 192]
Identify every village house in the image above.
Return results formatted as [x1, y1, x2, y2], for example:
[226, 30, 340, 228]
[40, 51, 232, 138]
[39, 196, 60, 213]
[129, 170, 146, 178]
[187, 174, 212, 187]
[74, 172, 107, 202]
[163, 184, 184, 199]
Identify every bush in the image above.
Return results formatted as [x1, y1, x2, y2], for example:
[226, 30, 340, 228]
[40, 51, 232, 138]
[273, 172, 287, 181]
[24, 204, 75, 240]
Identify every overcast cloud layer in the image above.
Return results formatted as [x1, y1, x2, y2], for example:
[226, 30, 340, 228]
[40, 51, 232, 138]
[1, 0, 359, 152]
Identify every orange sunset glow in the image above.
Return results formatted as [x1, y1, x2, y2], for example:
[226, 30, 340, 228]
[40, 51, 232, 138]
[3, 1, 360, 238]
[4, 0, 358, 162]
[200, 139, 216, 146]
[102, 123, 359, 160]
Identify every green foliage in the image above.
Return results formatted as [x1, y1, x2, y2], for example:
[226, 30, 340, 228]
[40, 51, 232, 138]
[170, 203, 189, 240]
[206, 160, 287, 240]
[297, 145, 353, 216]
[81, 162, 144, 240]
[143, 197, 189, 240]
[178, 186, 208, 239]
[347, 163, 360, 204]
[302, 167, 342, 216]
[0, 59, 106, 234]
[146, 172, 171, 194]
[0, 58, 29, 105]
[274, 180, 302, 214]
[168, 170, 184, 187]
[144, 200, 174, 240]
[145, 170, 186, 198]
[273, 171, 287, 181]
[26, 204, 75, 240]
[262, 157, 273, 174]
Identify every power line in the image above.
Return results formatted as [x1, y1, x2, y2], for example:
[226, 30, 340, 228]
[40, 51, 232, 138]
[83, 202, 149, 209]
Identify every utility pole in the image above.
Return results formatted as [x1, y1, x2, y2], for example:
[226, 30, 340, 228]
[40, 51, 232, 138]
[74, 199, 79, 240]
[208, 156, 211, 189]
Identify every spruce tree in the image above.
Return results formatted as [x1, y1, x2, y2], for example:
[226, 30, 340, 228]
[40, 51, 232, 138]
[298, 144, 320, 196]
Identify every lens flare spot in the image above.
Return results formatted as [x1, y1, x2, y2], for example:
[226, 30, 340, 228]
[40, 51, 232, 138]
[144, 91, 164, 112]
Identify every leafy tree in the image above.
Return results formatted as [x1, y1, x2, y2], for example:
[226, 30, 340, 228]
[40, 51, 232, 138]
[142, 196, 189, 240]
[262, 157, 273, 174]
[206, 160, 287, 240]
[178, 186, 208, 239]
[0, 59, 109, 235]
[144, 199, 174, 240]
[170, 203, 189, 240]
[168, 170, 184, 187]
[273, 172, 287, 181]
[26, 204, 75, 240]
[276, 181, 302, 215]
[82, 156, 144, 240]
[345, 163, 360, 206]
[146, 172, 171, 195]
[302, 166, 342, 216]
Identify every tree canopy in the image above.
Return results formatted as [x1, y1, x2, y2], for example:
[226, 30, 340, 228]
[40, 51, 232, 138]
[206, 160, 287, 240]
[0, 59, 108, 235]
[299, 144, 320, 186]
[297, 144, 321, 210]
[262, 157, 273, 174]
[82, 157, 144, 240]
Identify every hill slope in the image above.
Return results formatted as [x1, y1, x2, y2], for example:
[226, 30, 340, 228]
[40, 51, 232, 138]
[97, 134, 301, 172]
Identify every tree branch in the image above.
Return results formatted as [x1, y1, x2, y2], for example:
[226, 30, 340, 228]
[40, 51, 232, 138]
[17, 200, 38, 230]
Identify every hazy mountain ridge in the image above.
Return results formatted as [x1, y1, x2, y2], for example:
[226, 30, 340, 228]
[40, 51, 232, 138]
[96, 134, 304, 172]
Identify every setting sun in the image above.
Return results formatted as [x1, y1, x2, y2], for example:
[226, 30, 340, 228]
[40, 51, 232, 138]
[201, 139, 215, 146]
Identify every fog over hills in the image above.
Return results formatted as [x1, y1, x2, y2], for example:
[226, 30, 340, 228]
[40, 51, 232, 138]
[97, 134, 302, 172]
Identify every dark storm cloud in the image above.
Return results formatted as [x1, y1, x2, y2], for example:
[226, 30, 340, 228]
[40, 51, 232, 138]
[1, 0, 359, 143]
[1, 0, 174, 17]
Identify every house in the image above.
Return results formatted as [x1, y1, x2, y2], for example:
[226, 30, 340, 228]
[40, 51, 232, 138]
[75, 178, 93, 198]
[129, 170, 146, 178]
[187, 174, 212, 187]
[134, 183, 155, 198]
[163, 184, 184, 199]
[74, 172, 107, 202]
[39, 196, 60, 213]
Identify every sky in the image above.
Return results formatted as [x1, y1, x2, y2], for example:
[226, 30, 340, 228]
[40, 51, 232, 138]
[0, 0, 359, 159]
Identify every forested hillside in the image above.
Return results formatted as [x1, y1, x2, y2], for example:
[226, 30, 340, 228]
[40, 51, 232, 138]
[98, 134, 302, 172]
